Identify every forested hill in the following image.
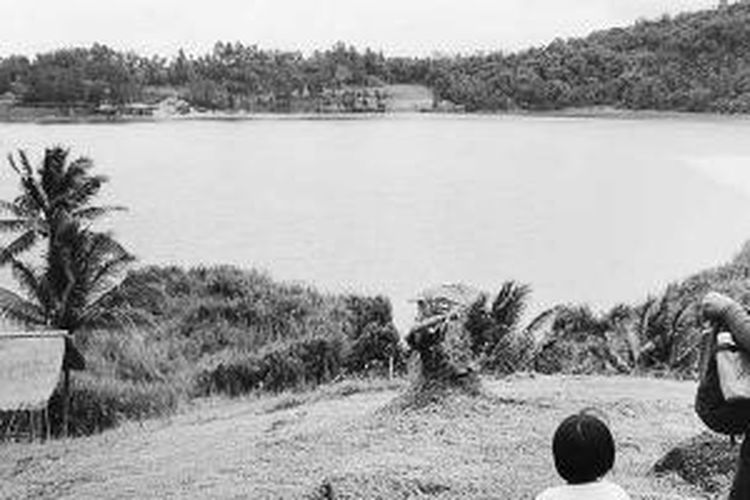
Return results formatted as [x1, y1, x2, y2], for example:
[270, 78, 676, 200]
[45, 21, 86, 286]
[429, 2, 750, 112]
[3, 3, 750, 113]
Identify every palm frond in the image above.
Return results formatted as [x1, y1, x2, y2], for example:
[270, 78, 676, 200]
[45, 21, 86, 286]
[9, 259, 45, 306]
[491, 281, 532, 332]
[66, 156, 95, 175]
[524, 305, 565, 350]
[72, 205, 127, 221]
[81, 303, 155, 331]
[17, 150, 33, 177]
[86, 231, 131, 260]
[0, 218, 31, 233]
[21, 175, 50, 215]
[0, 287, 45, 325]
[65, 176, 106, 208]
[0, 200, 22, 216]
[7, 153, 20, 175]
[90, 253, 134, 286]
[623, 323, 641, 367]
[0, 230, 38, 264]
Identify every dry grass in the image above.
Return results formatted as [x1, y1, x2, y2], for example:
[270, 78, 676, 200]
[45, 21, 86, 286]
[384, 84, 434, 112]
[0, 374, 726, 499]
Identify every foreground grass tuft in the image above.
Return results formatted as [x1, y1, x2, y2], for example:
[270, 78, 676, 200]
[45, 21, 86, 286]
[652, 431, 737, 494]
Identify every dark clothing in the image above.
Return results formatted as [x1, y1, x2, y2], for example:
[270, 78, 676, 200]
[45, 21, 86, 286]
[731, 436, 750, 500]
[695, 331, 750, 435]
[696, 293, 750, 498]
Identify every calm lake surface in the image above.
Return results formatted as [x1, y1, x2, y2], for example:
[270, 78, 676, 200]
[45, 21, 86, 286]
[2, 114, 750, 330]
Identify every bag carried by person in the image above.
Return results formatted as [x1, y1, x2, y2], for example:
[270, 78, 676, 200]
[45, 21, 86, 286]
[695, 293, 750, 435]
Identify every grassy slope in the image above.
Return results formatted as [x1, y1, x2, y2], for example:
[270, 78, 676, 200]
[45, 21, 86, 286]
[384, 84, 433, 112]
[0, 375, 718, 499]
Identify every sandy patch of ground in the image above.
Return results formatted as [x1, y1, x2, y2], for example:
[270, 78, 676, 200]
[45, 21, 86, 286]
[0, 375, 725, 499]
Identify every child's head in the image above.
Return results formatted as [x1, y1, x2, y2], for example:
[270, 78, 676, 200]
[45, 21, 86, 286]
[552, 411, 615, 485]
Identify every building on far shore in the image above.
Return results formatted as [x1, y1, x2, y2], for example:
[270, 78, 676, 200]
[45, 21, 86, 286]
[0, 91, 18, 111]
[123, 103, 157, 116]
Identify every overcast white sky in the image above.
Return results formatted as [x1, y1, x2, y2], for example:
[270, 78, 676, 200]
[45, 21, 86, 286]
[2, 0, 718, 58]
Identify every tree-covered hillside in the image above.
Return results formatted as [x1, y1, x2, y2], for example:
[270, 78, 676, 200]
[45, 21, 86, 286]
[428, 2, 750, 112]
[2, 3, 750, 113]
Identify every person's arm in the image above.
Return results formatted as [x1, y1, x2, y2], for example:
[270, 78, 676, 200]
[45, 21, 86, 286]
[406, 307, 462, 349]
[411, 313, 448, 332]
[410, 307, 462, 332]
[697, 323, 717, 381]
[702, 292, 750, 353]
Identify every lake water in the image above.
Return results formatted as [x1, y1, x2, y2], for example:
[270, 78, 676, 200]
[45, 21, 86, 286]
[2, 114, 750, 331]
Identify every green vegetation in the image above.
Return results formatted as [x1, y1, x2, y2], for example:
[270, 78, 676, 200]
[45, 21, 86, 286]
[4, 4, 750, 114]
[0, 149, 402, 437]
[1, 145, 748, 439]
[513, 241, 750, 379]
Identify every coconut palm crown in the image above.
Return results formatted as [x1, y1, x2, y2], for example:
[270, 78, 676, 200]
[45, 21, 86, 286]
[0, 147, 142, 334]
[0, 147, 124, 265]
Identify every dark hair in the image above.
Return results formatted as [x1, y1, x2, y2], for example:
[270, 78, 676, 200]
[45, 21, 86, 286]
[552, 412, 615, 484]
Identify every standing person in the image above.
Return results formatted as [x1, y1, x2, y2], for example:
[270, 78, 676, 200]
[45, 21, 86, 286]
[405, 284, 482, 387]
[697, 292, 750, 499]
[536, 411, 631, 500]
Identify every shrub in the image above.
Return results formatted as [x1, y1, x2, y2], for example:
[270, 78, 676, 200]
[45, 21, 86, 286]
[49, 373, 179, 436]
[345, 322, 405, 375]
[195, 336, 346, 397]
[77, 329, 167, 383]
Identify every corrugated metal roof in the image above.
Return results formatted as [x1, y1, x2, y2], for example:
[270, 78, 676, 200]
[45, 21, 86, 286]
[0, 331, 67, 411]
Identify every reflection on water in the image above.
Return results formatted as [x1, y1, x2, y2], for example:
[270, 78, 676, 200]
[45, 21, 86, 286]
[2, 115, 750, 330]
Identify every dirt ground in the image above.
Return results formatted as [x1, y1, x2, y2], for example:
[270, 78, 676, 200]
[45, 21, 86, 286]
[0, 375, 728, 499]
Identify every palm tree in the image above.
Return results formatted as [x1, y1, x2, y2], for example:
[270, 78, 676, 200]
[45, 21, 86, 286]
[0, 147, 124, 264]
[465, 280, 532, 359]
[0, 146, 144, 437]
[0, 146, 142, 333]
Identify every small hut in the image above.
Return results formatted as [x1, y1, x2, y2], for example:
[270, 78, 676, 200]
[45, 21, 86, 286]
[0, 329, 84, 440]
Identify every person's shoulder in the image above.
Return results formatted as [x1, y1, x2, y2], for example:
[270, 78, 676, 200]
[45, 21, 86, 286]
[534, 485, 566, 500]
[534, 487, 555, 500]
[599, 480, 632, 499]
[535, 481, 631, 500]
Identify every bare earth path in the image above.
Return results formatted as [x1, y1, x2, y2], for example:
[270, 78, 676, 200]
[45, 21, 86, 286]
[0, 375, 717, 499]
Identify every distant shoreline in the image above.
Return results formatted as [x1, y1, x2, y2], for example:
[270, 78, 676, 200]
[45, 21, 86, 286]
[2, 106, 750, 125]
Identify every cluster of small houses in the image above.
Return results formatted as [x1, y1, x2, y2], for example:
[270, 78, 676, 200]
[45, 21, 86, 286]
[315, 88, 387, 113]
[0, 88, 391, 117]
[96, 96, 192, 117]
[211, 87, 390, 113]
[0, 87, 460, 117]
[0, 91, 193, 119]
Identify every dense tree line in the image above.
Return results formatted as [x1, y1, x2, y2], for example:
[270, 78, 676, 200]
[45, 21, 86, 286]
[427, 3, 750, 112]
[3, 3, 750, 112]
[0, 42, 395, 111]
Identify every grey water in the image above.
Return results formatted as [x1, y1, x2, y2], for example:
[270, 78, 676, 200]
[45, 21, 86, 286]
[2, 114, 750, 330]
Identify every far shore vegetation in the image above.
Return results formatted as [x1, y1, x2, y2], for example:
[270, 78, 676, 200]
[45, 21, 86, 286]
[3, 3, 750, 120]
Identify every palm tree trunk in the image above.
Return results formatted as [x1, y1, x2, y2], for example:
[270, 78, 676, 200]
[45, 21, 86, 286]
[62, 368, 70, 438]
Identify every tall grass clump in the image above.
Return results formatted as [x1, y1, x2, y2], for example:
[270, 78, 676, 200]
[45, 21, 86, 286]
[194, 336, 345, 396]
[46, 373, 179, 436]
[105, 265, 405, 399]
